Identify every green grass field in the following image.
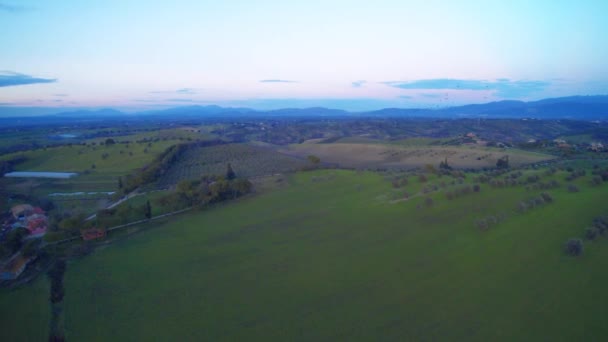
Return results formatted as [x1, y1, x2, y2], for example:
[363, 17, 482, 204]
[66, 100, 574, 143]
[1, 140, 180, 198]
[2, 168, 608, 340]
[3, 140, 173, 173]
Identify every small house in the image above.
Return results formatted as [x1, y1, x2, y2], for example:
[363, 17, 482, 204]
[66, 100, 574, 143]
[26, 217, 47, 237]
[10, 204, 33, 220]
[589, 142, 605, 152]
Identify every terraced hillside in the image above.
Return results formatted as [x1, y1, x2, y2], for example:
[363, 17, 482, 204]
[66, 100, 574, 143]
[158, 143, 308, 187]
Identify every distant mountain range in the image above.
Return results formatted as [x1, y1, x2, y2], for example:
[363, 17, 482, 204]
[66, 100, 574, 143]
[1, 95, 608, 127]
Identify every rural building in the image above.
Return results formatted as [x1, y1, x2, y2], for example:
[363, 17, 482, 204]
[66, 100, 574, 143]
[26, 215, 47, 237]
[10, 204, 34, 219]
[81, 227, 106, 241]
[0, 253, 32, 280]
[589, 142, 605, 152]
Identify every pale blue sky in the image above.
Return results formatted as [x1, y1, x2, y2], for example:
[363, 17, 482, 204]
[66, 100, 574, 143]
[0, 0, 606, 112]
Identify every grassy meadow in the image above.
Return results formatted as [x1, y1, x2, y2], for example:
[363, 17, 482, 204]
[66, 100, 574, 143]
[0, 140, 178, 201]
[1, 168, 606, 340]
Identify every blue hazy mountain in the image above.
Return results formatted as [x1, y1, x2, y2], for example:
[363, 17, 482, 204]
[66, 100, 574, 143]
[1, 96, 608, 127]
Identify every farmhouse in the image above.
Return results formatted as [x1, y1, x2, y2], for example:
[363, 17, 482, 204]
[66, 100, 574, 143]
[589, 142, 604, 152]
[26, 214, 48, 238]
[81, 227, 106, 241]
[10, 204, 34, 219]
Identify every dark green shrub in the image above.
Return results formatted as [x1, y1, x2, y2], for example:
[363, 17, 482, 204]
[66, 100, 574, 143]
[565, 238, 583, 256]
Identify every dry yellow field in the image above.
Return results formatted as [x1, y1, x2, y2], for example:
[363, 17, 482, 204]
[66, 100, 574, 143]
[280, 142, 554, 169]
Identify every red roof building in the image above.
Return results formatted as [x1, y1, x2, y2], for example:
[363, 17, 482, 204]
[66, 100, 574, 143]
[26, 217, 47, 237]
[81, 227, 106, 241]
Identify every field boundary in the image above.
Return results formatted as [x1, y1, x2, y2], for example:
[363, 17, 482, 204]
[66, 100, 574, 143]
[47, 207, 193, 246]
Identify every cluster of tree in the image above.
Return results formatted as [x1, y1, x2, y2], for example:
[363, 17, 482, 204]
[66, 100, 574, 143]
[48, 259, 66, 304]
[299, 155, 322, 171]
[475, 170, 508, 183]
[444, 184, 481, 200]
[0, 155, 27, 176]
[516, 192, 553, 213]
[565, 168, 586, 182]
[391, 177, 409, 188]
[489, 178, 520, 188]
[0, 227, 29, 259]
[496, 155, 509, 169]
[438, 158, 452, 171]
[525, 180, 560, 191]
[586, 216, 608, 240]
[565, 239, 583, 256]
[567, 184, 580, 193]
[421, 184, 440, 194]
[120, 140, 226, 194]
[566, 216, 608, 257]
[157, 164, 253, 212]
[591, 176, 604, 186]
[96, 202, 150, 228]
[475, 213, 509, 231]
[591, 166, 608, 181]
[416, 197, 434, 209]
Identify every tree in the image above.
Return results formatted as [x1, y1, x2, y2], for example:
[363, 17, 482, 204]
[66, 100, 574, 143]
[567, 184, 580, 193]
[105, 138, 116, 145]
[48, 259, 66, 304]
[22, 239, 41, 257]
[118, 176, 123, 190]
[144, 200, 152, 219]
[226, 163, 236, 180]
[496, 155, 509, 169]
[565, 238, 583, 256]
[307, 155, 320, 165]
[439, 157, 452, 170]
[585, 227, 599, 240]
[4, 228, 28, 254]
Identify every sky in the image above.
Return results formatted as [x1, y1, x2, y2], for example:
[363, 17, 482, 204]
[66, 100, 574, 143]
[0, 0, 607, 114]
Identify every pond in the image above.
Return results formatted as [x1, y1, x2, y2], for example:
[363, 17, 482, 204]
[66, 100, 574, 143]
[49, 191, 115, 197]
[4, 171, 78, 179]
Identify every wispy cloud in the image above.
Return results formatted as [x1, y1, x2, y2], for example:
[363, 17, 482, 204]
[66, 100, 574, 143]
[420, 93, 443, 99]
[259, 79, 297, 83]
[176, 88, 196, 95]
[398, 95, 413, 99]
[0, 2, 30, 12]
[149, 88, 198, 95]
[383, 78, 551, 98]
[166, 98, 195, 102]
[53, 93, 68, 97]
[0, 71, 56, 87]
[351, 80, 366, 88]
